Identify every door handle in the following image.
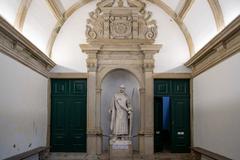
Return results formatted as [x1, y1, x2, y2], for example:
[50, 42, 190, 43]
[156, 131, 160, 134]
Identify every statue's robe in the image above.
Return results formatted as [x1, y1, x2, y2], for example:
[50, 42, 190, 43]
[110, 92, 130, 135]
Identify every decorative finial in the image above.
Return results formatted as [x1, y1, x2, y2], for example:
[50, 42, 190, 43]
[118, 0, 123, 7]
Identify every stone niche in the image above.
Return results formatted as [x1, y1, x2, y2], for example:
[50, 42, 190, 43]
[80, 0, 161, 158]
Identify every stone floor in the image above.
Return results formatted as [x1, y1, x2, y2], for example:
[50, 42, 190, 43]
[47, 152, 192, 160]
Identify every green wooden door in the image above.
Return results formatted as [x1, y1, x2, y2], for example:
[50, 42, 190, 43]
[51, 79, 87, 152]
[171, 80, 190, 152]
[154, 79, 190, 153]
[171, 96, 190, 152]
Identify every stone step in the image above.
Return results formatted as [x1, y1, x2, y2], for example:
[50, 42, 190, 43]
[47, 152, 88, 160]
[47, 152, 191, 160]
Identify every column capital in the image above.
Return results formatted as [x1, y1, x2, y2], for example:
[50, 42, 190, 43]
[87, 128, 102, 135]
[139, 88, 145, 94]
[96, 88, 102, 93]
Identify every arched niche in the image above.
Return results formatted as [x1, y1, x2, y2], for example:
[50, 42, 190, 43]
[100, 69, 140, 151]
[97, 66, 144, 89]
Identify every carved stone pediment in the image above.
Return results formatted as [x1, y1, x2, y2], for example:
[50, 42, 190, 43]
[86, 0, 157, 44]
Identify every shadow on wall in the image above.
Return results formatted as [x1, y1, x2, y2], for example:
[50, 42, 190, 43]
[50, 65, 85, 72]
[166, 65, 191, 73]
[101, 69, 140, 152]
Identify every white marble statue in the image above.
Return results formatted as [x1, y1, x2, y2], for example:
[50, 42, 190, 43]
[109, 84, 133, 141]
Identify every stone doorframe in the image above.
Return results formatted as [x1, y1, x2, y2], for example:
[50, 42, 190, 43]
[80, 44, 161, 156]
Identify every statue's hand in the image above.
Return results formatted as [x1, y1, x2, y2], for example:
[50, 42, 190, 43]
[128, 108, 132, 114]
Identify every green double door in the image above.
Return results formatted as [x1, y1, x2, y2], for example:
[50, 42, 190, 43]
[51, 79, 87, 152]
[154, 79, 190, 153]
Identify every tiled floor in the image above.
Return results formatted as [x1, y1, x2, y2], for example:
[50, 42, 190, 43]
[47, 152, 192, 160]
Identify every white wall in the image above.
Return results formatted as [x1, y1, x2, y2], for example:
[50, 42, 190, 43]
[0, 0, 21, 25]
[51, 0, 190, 73]
[193, 52, 240, 160]
[22, 0, 57, 53]
[219, 0, 240, 26]
[184, 0, 217, 52]
[0, 53, 48, 159]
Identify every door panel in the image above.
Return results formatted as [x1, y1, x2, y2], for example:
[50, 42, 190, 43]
[171, 97, 190, 152]
[154, 79, 190, 153]
[68, 97, 86, 152]
[154, 80, 171, 96]
[51, 98, 68, 151]
[51, 79, 87, 152]
[154, 97, 163, 152]
[51, 80, 68, 96]
[69, 80, 87, 96]
[172, 80, 189, 96]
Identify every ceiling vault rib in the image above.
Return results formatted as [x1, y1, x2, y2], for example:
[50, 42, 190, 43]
[45, 0, 65, 22]
[47, 21, 63, 57]
[64, 0, 93, 19]
[48, 0, 93, 57]
[14, 0, 32, 31]
[147, 0, 195, 56]
[45, 0, 65, 57]
[48, 0, 194, 58]
[175, 19, 194, 56]
[207, 0, 225, 31]
[147, 0, 177, 18]
[178, 0, 195, 21]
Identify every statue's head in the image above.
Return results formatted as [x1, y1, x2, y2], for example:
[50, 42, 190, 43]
[119, 84, 125, 93]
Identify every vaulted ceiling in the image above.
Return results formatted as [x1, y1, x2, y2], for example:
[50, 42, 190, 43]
[0, 0, 240, 58]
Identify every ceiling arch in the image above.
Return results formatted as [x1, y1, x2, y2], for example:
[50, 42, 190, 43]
[14, 0, 32, 31]
[1, 0, 235, 58]
[207, 0, 225, 31]
[44, 0, 225, 58]
[46, 0, 196, 57]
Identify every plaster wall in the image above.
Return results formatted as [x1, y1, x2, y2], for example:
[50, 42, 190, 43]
[101, 70, 140, 151]
[184, 0, 217, 52]
[0, 53, 48, 159]
[60, 0, 79, 10]
[23, 0, 57, 53]
[0, 0, 20, 25]
[193, 52, 240, 160]
[51, 0, 190, 73]
[219, 0, 240, 26]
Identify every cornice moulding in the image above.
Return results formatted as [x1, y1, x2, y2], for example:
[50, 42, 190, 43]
[49, 72, 88, 79]
[80, 44, 162, 52]
[185, 15, 240, 77]
[153, 73, 192, 79]
[0, 16, 56, 77]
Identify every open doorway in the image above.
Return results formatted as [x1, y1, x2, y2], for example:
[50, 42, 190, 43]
[162, 96, 171, 152]
[154, 96, 171, 152]
[154, 79, 190, 153]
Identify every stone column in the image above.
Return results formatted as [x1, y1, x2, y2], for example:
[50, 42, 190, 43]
[143, 55, 154, 157]
[87, 51, 98, 155]
[95, 88, 102, 154]
[140, 45, 161, 158]
[139, 88, 145, 154]
[80, 44, 102, 156]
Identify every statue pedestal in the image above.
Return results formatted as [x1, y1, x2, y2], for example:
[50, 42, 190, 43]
[109, 140, 133, 160]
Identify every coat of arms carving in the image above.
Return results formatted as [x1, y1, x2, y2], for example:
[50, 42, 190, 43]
[86, 0, 158, 44]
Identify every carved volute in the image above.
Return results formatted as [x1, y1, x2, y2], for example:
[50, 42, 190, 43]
[86, 0, 158, 44]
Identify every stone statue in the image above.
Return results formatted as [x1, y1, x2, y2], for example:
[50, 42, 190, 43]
[109, 84, 133, 141]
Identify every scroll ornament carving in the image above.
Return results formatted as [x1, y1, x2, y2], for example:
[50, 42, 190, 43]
[86, 0, 158, 43]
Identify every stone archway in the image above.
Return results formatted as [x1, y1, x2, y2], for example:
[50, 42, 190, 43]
[80, 0, 161, 156]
